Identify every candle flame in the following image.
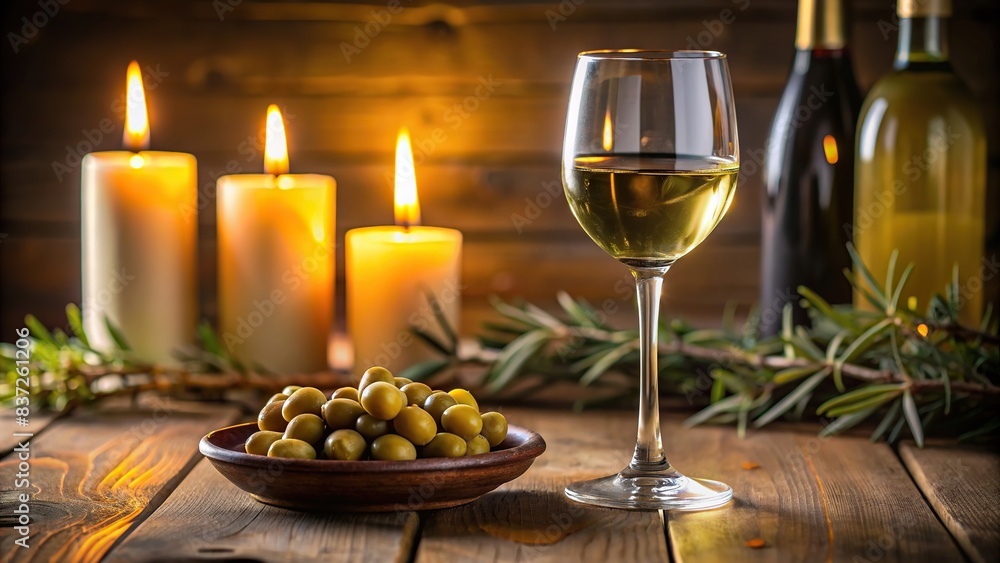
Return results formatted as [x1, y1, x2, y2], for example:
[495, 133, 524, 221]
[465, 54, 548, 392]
[394, 128, 420, 228]
[916, 323, 929, 338]
[823, 134, 839, 165]
[602, 108, 613, 151]
[264, 104, 289, 175]
[124, 61, 149, 151]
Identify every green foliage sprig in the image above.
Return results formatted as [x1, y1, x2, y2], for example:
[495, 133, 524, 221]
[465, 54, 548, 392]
[3, 246, 997, 446]
[0, 307, 266, 412]
[408, 246, 998, 445]
[0, 304, 149, 411]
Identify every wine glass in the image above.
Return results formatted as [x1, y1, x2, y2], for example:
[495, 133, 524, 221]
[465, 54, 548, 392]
[561, 50, 738, 510]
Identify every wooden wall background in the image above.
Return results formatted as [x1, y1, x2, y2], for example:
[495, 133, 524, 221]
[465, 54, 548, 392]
[2, 0, 997, 343]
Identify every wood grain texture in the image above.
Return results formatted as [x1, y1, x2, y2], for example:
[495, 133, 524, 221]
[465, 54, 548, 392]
[664, 422, 964, 563]
[415, 408, 967, 563]
[899, 441, 1000, 563]
[0, 409, 59, 456]
[414, 408, 667, 563]
[0, 397, 239, 563]
[104, 458, 421, 563]
[2, 0, 997, 336]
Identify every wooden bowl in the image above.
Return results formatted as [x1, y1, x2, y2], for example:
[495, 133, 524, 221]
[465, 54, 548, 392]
[200, 422, 546, 512]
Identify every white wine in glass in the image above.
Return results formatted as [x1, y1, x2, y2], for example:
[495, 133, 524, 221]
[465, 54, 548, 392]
[562, 51, 739, 510]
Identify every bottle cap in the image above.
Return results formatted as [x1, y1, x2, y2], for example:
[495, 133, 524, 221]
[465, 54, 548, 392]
[898, 0, 952, 17]
[796, 0, 847, 50]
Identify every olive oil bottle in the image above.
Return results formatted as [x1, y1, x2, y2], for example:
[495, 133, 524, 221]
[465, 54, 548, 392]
[854, 0, 986, 324]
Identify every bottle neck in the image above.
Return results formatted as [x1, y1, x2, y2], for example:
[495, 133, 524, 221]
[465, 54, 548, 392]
[895, 16, 949, 69]
[796, 0, 847, 51]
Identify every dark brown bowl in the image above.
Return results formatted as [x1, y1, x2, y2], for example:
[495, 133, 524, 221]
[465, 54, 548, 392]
[199, 422, 546, 512]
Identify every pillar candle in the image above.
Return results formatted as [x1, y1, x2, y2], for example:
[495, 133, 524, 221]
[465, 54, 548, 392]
[217, 105, 335, 373]
[82, 61, 196, 365]
[346, 129, 462, 375]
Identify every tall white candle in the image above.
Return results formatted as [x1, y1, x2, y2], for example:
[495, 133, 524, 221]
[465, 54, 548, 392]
[82, 61, 197, 365]
[217, 105, 335, 374]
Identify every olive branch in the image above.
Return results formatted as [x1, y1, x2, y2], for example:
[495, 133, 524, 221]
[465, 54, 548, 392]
[3, 245, 997, 446]
[406, 245, 999, 446]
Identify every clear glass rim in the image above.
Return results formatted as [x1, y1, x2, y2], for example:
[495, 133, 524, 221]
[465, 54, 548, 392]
[578, 49, 726, 61]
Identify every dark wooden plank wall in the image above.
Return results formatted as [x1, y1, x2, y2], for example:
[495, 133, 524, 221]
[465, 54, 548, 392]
[2, 0, 997, 339]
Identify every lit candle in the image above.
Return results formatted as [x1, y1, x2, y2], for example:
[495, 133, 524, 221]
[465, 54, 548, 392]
[82, 61, 197, 365]
[346, 129, 462, 374]
[217, 105, 335, 374]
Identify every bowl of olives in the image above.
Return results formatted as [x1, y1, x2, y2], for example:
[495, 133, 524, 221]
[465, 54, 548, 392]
[199, 366, 546, 512]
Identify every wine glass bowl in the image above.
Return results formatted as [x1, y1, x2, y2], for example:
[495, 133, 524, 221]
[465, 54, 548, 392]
[561, 50, 739, 511]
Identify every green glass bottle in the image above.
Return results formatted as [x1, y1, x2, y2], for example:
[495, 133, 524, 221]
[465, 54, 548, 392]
[854, 0, 986, 324]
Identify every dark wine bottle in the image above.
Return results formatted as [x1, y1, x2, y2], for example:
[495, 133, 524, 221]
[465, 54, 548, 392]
[759, 0, 861, 336]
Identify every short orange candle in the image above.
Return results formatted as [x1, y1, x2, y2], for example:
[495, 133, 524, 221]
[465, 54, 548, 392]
[346, 129, 462, 373]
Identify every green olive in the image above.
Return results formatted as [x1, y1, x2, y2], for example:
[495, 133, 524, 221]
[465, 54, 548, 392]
[423, 393, 458, 425]
[358, 366, 395, 394]
[258, 400, 289, 432]
[332, 387, 360, 402]
[267, 438, 316, 459]
[266, 392, 289, 405]
[370, 434, 417, 461]
[245, 431, 284, 455]
[281, 385, 303, 396]
[441, 404, 483, 440]
[466, 435, 491, 456]
[283, 413, 326, 445]
[282, 387, 327, 421]
[392, 406, 437, 446]
[360, 381, 404, 420]
[324, 429, 367, 461]
[322, 398, 366, 430]
[394, 377, 413, 388]
[480, 412, 509, 447]
[355, 413, 392, 441]
[448, 388, 479, 410]
[401, 382, 433, 407]
[422, 432, 467, 458]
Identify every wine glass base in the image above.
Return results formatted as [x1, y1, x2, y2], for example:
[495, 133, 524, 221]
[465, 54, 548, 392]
[565, 466, 732, 511]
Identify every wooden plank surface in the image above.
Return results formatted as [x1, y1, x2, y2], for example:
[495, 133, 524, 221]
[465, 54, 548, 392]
[0, 397, 239, 563]
[899, 441, 1000, 563]
[3, 404, 996, 562]
[105, 458, 421, 563]
[417, 410, 962, 562]
[0, 409, 59, 456]
[414, 408, 669, 563]
[665, 423, 964, 563]
[414, 408, 966, 563]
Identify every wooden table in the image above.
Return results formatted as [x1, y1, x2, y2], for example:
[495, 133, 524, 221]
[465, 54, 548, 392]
[1, 398, 997, 563]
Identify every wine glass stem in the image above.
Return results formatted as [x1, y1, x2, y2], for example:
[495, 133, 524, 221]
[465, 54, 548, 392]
[630, 266, 670, 472]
